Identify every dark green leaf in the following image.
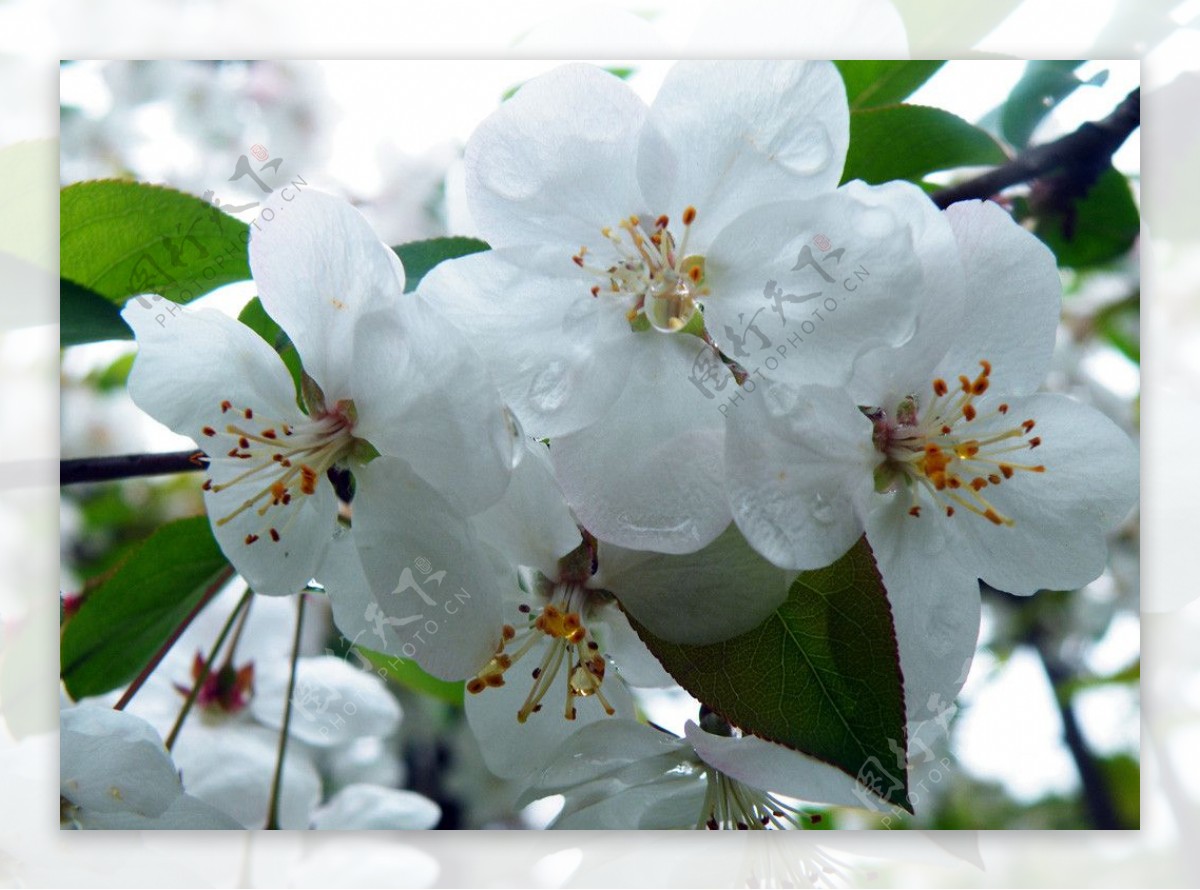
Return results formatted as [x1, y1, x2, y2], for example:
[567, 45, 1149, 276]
[61, 517, 231, 699]
[835, 61, 945, 110]
[1000, 61, 1104, 148]
[358, 646, 465, 705]
[61, 179, 251, 305]
[627, 538, 910, 811]
[392, 237, 489, 293]
[1032, 166, 1139, 268]
[60, 278, 132, 346]
[842, 104, 1008, 185]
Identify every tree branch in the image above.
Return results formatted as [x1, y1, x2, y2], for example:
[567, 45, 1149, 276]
[61, 450, 208, 485]
[930, 87, 1140, 210]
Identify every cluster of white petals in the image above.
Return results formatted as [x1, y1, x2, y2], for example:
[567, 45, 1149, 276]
[91, 59, 1137, 831]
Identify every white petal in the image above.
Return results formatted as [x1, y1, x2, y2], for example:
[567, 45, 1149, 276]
[933, 200, 1062, 397]
[171, 723, 322, 829]
[594, 605, 676, 688]
[121, 301, 300, 434]
[704, 181, 944, 390]
[465, 63, 647, 249]
[525, 718, 689, 794]
[204, 464, 338, 598]
[860, 494, 981, 732]
[121, 301, 335, 595]
[249, 188, 405, 400]
[310, 785, 440, 830]
[946, 393, 1139, 595]
[469, 439, 582, 580]
[726, 381, 875, 570]
[349, 297, 514, 516]
[417, 248, 638, 439]
[684, 721, 879, 809]
[599, 523, 795, 646]
[78, 792, 242, 829]
[342, 456, 509, 681]
[639, 61, 849, 245]
[251, 655, 401, 748]
[60, 705, 181, 818]
[463, 647, 637, 780]
[552, 335, 730, 554]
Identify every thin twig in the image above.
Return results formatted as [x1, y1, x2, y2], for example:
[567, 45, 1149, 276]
[112, 565, 234, 711]
[61, 450, 208, 485]
[265, 593, 307, 830]
[930, 87, 1140, 210]
[165, 586, 253, 751]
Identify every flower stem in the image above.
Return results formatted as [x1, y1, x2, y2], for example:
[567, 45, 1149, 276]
[164, 586, 254, 751]
[265, 593, 307, 830]
[112, 565, 234, 711]
[930, 87, 1139, 210]
[61, 450, 208, 485]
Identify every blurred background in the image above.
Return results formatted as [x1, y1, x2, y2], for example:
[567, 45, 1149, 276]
[0, 0, 1194, 882]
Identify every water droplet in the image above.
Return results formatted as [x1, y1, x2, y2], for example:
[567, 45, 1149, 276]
[811, 493, 835, 525]
[528, 361, 569, 412]
[502, 406, 526, 469]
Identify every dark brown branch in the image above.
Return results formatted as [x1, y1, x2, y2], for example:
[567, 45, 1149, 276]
[61, 450, 208, 485]
[931, 87, 1140, 210]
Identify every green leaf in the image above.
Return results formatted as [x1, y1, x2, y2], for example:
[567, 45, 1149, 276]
[60, 278, 132, 346]
[358, 646, 465, 705]
[626, 538, 910, 811]
[1000, 61, 1106, 149]
[236, 295, 284, 348]
[1032, 166, 1139, 268]
[834, 61, 945, 110]
[842, 104, 1008, 186]
[61, 517, 231, 699]
[60, 179, 251, 305]
[392, 237, 489, 293]
[1093, 294, 1140, 364]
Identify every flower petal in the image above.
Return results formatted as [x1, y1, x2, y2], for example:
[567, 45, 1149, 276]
[60, 705, 182, 818]
[171, 723, 321, 829]
[249, 189, 405, 400]
[338, 456, 509, 681]
[684, 721, 878, 809]
[704, 181, 945, 390]
[121, 300, 336, 595]
[725, 381, 874, 570]
[417, 247, 638, 439]
[860, 493, 981, 734]
[933, 200, 1062, 397]
[251, 655, 401, 748]
[946, 393, 1139, 595]
[310, 785, 441, 830]
[469, 439, 582, 580]
[465, 63, 648, 249]
[639, 61, 849, 244]
[349, 297, 515, 516]
[598, 523, 795, 646]
[552, 335, 730, 554]
[464, 650, 637, 780]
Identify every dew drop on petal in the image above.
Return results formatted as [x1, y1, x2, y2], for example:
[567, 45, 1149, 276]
[811, 493, 835, 525]
[529, 360, 569, 413]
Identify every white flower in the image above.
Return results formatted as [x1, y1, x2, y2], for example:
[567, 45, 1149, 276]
[521, 716, 885, 830]
[60, 704, 239, 829]
[420, 62, 938, 554]
[122, 188, 516, 596]
[725, 200, 1139, 721]
[309, 783, 441, 830]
